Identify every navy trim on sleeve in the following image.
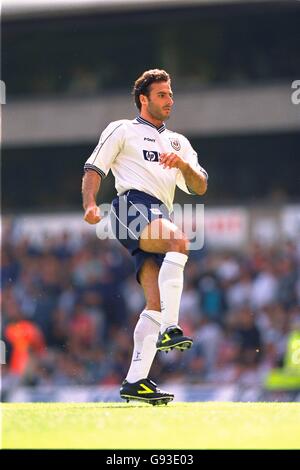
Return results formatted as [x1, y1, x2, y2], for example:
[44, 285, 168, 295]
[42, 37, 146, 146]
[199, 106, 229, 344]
[84, 163, 106, 179]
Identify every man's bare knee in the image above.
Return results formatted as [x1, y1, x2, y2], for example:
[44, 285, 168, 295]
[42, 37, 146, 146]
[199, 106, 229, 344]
[139, 219, 189, 255]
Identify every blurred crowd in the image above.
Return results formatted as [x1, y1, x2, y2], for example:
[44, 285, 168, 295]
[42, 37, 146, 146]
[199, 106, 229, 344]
[2, 222, 300, 395]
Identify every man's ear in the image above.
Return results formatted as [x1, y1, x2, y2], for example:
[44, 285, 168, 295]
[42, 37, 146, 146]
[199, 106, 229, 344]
[140, 94, 147, 106]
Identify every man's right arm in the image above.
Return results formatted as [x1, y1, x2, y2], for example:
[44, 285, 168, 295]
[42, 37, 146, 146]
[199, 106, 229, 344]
[82, 170, 102, 224]
[82, 121, 125, 224]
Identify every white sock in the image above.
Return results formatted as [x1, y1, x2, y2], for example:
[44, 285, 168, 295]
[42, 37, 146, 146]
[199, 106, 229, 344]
[158, 251, 188, 333]
[126, 309, 162, 383]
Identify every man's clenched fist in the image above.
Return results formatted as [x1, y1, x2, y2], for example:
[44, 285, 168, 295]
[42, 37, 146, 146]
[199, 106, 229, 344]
[84, 205, 101, 224]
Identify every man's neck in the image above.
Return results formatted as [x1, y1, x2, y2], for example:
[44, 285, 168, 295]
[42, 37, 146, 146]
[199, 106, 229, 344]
[139, 112, 164, 129]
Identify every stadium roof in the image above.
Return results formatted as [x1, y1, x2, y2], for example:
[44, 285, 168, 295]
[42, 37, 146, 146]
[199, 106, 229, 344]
[2, 0, 286, 20]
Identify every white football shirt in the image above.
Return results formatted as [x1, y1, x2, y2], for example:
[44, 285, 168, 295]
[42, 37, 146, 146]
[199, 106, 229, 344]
[84, 116, 208, 212]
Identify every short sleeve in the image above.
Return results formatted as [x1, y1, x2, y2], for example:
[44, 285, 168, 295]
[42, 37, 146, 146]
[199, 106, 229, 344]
[84, 121, 125, 178]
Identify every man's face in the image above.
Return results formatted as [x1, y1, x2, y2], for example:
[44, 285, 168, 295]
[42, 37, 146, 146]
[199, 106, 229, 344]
[142, 81, 174, 121]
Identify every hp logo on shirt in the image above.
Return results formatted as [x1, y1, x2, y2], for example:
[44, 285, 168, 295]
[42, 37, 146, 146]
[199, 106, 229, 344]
[143, 150, 159, 162]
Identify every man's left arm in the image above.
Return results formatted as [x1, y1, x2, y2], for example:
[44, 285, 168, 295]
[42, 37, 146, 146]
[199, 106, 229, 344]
[160, 152, 208, 196]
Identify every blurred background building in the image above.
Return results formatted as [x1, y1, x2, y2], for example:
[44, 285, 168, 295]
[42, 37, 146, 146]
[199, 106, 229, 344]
[1, 0, 300, 402]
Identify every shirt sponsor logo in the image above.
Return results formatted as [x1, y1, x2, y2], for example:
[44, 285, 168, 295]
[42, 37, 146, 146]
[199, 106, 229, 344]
[169, 137, 181, 151]
[143, 150, 159, 162]
[144, 137, 156, 142]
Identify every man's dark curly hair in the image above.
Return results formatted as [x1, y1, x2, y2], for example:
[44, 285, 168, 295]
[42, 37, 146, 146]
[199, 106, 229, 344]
[132, 69, 170, 111]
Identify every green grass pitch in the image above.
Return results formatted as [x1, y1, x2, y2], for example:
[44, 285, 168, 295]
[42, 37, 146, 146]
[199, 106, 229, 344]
[1, 402, 300, 449]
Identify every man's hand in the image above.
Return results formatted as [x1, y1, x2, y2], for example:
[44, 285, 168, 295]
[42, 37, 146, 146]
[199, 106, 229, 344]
[159, 152, 187, 171]
[160, 152, 207, 196]
[84, 204, 101, 224]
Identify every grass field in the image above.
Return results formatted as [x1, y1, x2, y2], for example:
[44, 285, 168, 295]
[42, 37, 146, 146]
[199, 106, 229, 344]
[1, 402, 300, 449]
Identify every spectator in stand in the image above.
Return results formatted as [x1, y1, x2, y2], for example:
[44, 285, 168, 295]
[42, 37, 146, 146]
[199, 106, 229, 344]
[3, 295, 46, 379]
[228, 306, 262, 367]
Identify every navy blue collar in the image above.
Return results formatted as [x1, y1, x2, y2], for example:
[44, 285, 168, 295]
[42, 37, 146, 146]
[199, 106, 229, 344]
[136, 116, 166, 133]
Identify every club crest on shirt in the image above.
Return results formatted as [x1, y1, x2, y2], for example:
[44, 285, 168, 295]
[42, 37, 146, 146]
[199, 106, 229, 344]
[169, 137, 181, 152]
